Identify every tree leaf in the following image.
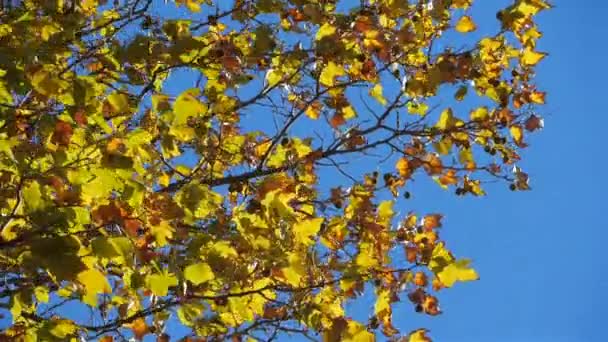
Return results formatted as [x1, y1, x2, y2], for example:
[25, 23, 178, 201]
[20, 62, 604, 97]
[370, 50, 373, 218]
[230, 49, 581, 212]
[147, 271, 178, 297]
[184, 262, 214, 285]
[77, 269, 111, 306]
[370, 84, 387, 105]
[437, 259, 479, 287]
[320, 62, 345, 87]
[521, 48, 547, 66]
[455, 16, 476, 33]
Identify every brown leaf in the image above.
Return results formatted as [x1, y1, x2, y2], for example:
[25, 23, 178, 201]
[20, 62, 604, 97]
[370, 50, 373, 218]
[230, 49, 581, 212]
[524, 115, 544, 132]
[422, 214, 443, 231]
[73, 109, 87, 127]
[330, 112, 346, 128]
[52, 120, 73, 147]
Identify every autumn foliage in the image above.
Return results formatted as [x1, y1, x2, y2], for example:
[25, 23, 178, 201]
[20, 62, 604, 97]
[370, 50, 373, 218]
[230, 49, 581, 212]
[0, 0, 549, 341]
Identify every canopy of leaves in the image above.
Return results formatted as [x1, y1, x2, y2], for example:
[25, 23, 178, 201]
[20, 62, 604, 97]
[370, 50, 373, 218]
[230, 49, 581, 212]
[0, 0, 549, 340]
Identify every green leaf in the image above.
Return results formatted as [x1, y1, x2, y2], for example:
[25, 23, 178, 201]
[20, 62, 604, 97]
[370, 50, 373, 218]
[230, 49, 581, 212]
[107, 92, 130, 113]
[184, 262, 215, 285]
[176, 183, 223, 219]
[22, 181, 46, 212]
[30, 68, 68, 97]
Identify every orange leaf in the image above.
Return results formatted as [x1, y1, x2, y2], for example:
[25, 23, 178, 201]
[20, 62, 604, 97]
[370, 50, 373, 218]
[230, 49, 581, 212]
[330, 112, 346, 128]
[414, 272, 428, 287]
[127, 318, 149, 340]
[529, 90, 546, 104]
[423, 154, 443, 175]
[422, 214, 443, 231]
[405, 246, 418, 263]
[422, 295, 441, 315]
[438, 170, 458, 187]
[396, 158, 412, 178]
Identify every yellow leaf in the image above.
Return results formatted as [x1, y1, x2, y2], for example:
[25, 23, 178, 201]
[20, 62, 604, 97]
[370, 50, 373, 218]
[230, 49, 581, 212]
[515, 0, 551, 17]
[510, 125, 524, 145]
[176, 0, 202, 12]
[49, 319, 78, 338]
[184, 262, 214, 285]
[293, 217, 324, 246]
[433, 138, 452, 155]
[529, 91, 546, 104]
[405, 102, 428, 117]
[316, 23, 336, 41]
[429, 242, 454, 274]
[41, 23, 61, 41]
[305, 101, 321, 119]
[320, 62, 345, 87]
[150, 220, 174, 247]
[470, 107, 489, 121]
[34, 286, 49, 303]
[344, 321, 375, 342]
[455, 16, 476, 33]
[173, 88, 207, 125]
[370, 84, 387, 106]
[147, 271, 178, 296]
[437, 259, 479, 287]
[209, 240, 239, 258]
[408, 329, 432, 342]
[396, 158, 412, 178]
[77, 269, 111, 306]
[158, 173, 171, 187]
[342, 105, 356, 120]
[280, 252, 307, 286]
[521, 48, 546, 66]
[435, 108, 454, 130]
[375, 288, 396, 335]
[265, 69, 283, 88]
[451, 0, 472, 8]
[355, 242, 378, 269]
[107, 92, 130, 114]
[377, 201, 394, 226]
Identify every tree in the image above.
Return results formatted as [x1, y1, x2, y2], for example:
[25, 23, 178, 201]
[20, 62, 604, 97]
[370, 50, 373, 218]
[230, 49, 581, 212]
[0, 0, 549, 340]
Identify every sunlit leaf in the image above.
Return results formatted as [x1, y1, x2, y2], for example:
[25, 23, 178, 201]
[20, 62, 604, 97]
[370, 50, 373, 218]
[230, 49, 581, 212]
[455, 16, 477, 33]
[437, 259, 479, 287]
[184, 262, 215, 285]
